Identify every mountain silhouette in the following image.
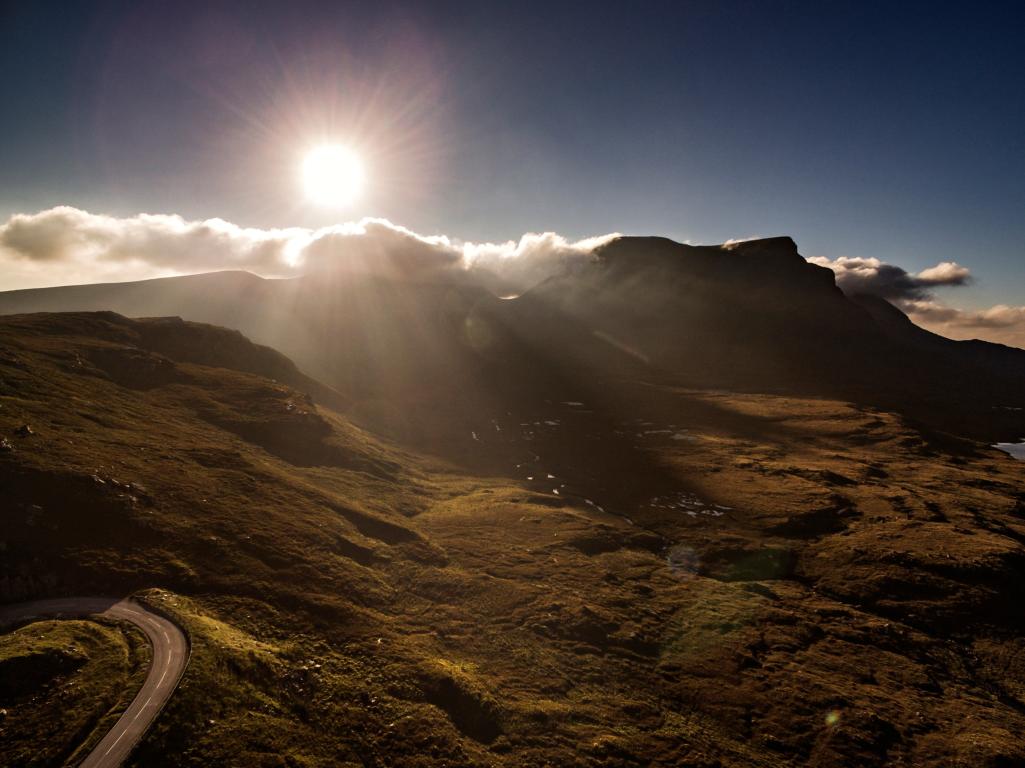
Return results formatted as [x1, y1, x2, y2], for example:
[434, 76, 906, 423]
[1, 235, 1023, 441]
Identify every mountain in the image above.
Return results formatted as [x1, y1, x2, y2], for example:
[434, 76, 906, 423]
[2, 236, 1023, 442]
[4, 237, 1025, 766]
[3, 310, 1025, 766]
[850, 290, 1025, 377]
[505, 235, 1025, 438]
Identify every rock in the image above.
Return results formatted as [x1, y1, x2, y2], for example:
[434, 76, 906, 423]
[14, 424, 34, 436]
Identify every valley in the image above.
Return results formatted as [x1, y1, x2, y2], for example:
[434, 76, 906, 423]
[2, 298, 1024, 766]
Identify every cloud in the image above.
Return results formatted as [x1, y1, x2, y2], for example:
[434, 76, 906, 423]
[806, 255, 971, 301]
[3, 207, 1021, 349]
[903, 299, 1025, 341]
[297, 219, 461, 277]
[0, 206, 619, 292]
[461, 231, 619, 291]
[910, 300, 1025, 328]
[916, 261, 971, 286]
[299, 220, 617, 288]
[810, 253, 1025, 349]
[0, 207, 307, 286]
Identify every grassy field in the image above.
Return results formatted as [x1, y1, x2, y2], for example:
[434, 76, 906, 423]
[2, 312, 1025, 766]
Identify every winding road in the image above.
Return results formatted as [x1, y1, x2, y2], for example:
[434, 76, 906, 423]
[0, 597, 189, 768]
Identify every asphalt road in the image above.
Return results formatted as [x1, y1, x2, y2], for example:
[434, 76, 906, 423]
[0, 596, 189, 768]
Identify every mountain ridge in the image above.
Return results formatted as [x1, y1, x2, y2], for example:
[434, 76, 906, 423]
[0, 235, 1022, 443]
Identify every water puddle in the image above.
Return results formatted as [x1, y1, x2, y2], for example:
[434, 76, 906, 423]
[665, 543, 701, 579]
[649, 492, 732, 518]
[620, 419, 697, 443]
[994, 440, 1025, 460]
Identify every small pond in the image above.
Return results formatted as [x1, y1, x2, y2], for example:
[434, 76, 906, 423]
[994, 440, 1025, 460]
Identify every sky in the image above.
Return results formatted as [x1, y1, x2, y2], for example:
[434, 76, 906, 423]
[1, 0, 1024, 344]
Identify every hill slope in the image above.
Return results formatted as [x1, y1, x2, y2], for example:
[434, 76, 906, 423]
[2, 312, 1025, 766]
[2, 236, 1023, 444]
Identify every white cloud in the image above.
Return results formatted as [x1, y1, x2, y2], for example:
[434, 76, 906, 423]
[0, 206, 619, 292]
[902, 299, 1025, 347]
[0, 207, 307, 286]
[916, 261, 971, 286]
[810, 253, 1025, 349]
[807, 254, 971, 301]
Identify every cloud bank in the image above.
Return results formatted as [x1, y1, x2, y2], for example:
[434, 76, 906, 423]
[806, 255, 971, 301]
[0, 206, 618, 293]
[1, 206, 1022, 348]
[810, 254, 1025, 348]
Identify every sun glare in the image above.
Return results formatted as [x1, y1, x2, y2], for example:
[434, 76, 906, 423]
[302, 145, 365, 207]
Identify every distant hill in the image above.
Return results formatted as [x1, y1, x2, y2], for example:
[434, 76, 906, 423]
[2, 236, 1023, 440]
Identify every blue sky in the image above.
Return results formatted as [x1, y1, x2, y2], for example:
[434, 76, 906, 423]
[1, 0, 1023, 314]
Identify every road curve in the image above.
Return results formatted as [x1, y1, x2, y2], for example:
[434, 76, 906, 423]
[0, 596, 189, 768]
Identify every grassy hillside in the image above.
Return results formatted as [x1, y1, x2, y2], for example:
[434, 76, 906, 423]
[0, 618, 150, 767]
[4, 237, 1025, 444]
[2, 312, 1025, 766]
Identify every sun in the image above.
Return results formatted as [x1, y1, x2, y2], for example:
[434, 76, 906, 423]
[302, 145, 365, 207]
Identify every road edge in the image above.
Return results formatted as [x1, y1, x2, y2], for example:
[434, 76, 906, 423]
[0, 593, 192, 768]
[112, 591, 193, 768]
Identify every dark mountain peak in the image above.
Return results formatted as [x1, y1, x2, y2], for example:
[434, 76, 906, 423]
[721, 235, 800, 261]
[717, 236, 835, 288]
[722, 235, 798, 251]
[591, 235, 693, 267]
[595, 234, 799, 262]
[584, 234, 837, 296]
